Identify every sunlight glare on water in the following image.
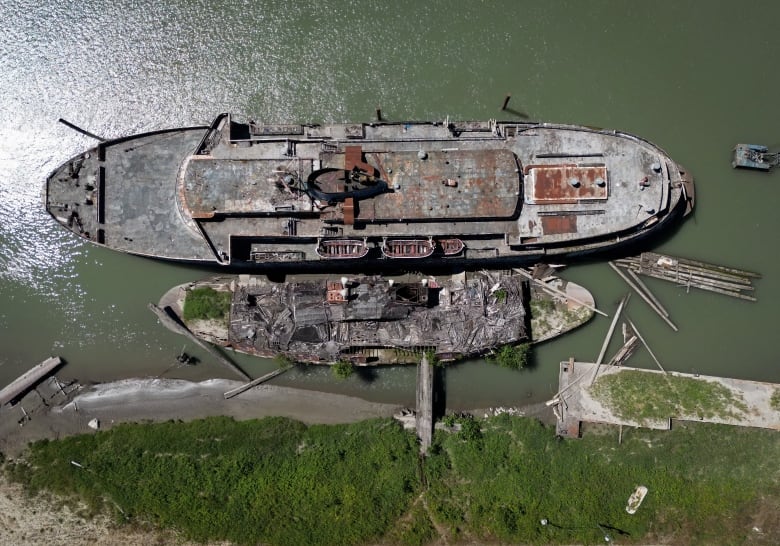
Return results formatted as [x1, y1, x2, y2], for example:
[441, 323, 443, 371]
[1, 0, 779, 406]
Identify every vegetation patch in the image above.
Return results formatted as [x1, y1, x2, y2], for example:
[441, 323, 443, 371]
[489, 343, 530, 370]
[590, 370, 748, 423]
[273, 353, 295, 368]
[771, 388, 780, 411]
[332, 360, 354, 379]
[182, 287, 231, 322]
[425, 415, 780, 545]
[493, 288, 507, 304]
[4, 417, 419, 546]
[5, 415, 780, 545]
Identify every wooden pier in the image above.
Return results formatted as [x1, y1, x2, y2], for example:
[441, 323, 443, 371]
[0, 357, 63, 406]
[555, 361, 780, 438]
[416, 353, 434, 454]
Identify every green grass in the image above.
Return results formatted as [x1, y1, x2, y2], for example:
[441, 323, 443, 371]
[182, 287, 231, 322]
[590, 370, 748, 424]
[425, 415, 780, 545]
[5, 415, 780, 545]
[5, 417, 419, 546]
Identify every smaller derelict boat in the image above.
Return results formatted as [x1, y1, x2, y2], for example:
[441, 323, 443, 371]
[157, 269, 595, 366]
[731, 144, 779, 171]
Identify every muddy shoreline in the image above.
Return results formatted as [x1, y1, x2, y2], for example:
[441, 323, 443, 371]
[0, 377, 555, 460]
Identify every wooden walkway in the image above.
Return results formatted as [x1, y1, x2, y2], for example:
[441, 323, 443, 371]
[555, 361, 780, 438]
[416, 353, 434, 454]
[0, 357, 63, 406]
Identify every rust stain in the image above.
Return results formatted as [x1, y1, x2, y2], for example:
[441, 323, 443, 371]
[526, 164, 608, 204]
[541, 215, 577, 235]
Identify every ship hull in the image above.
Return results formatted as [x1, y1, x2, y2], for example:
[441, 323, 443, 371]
[45, 114, 693, 271]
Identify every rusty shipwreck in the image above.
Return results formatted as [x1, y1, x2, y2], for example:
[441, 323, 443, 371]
[45, 113, 694, 270]
[159, 270, 594, 365]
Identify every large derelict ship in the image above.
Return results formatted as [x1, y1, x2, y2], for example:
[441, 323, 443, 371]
[45, 113, 694, 270]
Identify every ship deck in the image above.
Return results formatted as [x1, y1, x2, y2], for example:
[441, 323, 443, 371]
[45, 116, 689, 267]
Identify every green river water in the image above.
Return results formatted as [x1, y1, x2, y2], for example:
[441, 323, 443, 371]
[1, 0, 779, 409]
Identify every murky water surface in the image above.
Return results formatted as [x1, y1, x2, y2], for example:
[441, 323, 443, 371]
[2, 1, 779, 409]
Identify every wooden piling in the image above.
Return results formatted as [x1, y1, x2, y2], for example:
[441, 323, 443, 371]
[375, 107, 383, 122]
[501, 94, 511, 110]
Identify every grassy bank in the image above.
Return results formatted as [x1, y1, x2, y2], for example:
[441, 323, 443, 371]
[5, 415, 779, 545]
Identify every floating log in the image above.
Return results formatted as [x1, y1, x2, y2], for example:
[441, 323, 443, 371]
[626, 269, 670, 317]
[590, 295, 629, 385]
[223, 365, 293, 399]
[0, 357, 63, 406]
[609, 262, 679, 331]
[607, 335, 639, 366]
[147, 303, 250, 381]
[627, 319, 666, 374]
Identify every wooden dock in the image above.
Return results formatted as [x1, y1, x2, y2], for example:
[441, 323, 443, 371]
[416, 353, 434, 454]
[0, 357, 63, 406]
[555, 361, 780, 437]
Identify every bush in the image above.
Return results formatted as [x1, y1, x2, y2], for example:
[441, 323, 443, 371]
[273, 353, 295, 368]
[489, 343, 530, 370]
[182, 287, 231, 321]
[332, 360, 354, 379]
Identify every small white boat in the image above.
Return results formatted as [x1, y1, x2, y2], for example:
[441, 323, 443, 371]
[626, 485, 648, 514]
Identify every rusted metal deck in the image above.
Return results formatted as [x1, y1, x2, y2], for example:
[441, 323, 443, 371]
[45, 113, 694, 271]
[555, 361, 780, 438]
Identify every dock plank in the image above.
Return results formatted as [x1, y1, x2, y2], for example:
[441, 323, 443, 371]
[0, 357, 63, 406]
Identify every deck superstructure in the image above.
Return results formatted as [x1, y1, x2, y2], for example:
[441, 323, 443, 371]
[45, 114, 694, 270]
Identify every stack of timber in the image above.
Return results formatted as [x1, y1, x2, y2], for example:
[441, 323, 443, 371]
[613, 252, 760, 302]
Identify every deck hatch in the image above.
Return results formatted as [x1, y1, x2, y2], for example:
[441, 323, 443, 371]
[524, 164, 608, 204]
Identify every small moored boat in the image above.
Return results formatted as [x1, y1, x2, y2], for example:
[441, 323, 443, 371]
[438, 238, 465, 256]
[382, 238, 435, 259]
[316, 238, 369, 259]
